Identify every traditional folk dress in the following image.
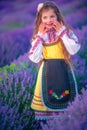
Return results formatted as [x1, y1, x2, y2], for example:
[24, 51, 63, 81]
[28, 26, 81, 120]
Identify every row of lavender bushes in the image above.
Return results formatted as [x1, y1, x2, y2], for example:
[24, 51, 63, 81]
[73, 25, 87, 90]
[0, 0, 87, 129]
[0, 27, 32, 67]
[0, 53, 38, 130]
[0, 0, 34, 67]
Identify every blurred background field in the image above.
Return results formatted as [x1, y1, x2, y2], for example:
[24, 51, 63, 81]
[0, 0, 87, 130]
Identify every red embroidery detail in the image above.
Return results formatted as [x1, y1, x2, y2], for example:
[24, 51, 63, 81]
[34, 95, 41, 99]
[62, 92, 66, 97]
[49, 89, 69, 100]
[59, 29, 67, 38]
[49, 90, 53, 94]
[48, 29, 56, 42]
[32, 38, 40, 51]
[32, 101, 43, 106]
[37, 35, 45, 43]
[29, 36, 43, 56]
[66, 31, 79, 44]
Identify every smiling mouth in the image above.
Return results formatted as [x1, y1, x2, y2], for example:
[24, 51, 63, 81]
[45, 22, 54, 26]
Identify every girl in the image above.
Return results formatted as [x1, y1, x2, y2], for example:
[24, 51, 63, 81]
[28, 1, 81, 121]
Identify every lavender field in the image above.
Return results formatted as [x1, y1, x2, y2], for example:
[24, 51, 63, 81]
[0, 0, 87, 130]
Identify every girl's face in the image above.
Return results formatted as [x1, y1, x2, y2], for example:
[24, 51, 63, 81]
[41, 8, 57, 24]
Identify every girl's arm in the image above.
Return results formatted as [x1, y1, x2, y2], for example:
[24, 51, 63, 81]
[29, 23, 49, 63]
[28, 36, 43, 63]
[61, 29, 81, 55]
[56, 26, 81, 55]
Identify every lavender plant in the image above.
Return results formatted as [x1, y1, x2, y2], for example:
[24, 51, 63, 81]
[72, 26, 87, 90]
[0, 53, 38, 130]
[0, 26, 33, 67]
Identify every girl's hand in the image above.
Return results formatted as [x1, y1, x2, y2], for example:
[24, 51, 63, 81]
[39, 23, 49, 34]
[39, 22, 54, 34]
[53, 21, 63, 31]
[38, 21, 63, 34]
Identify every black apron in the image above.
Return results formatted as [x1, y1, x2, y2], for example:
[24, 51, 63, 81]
[42, 59, 77, 110]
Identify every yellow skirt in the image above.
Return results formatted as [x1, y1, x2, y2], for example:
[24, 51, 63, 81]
[31, 62, 49, 111]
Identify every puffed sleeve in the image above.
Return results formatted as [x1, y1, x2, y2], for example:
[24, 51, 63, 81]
[60, 29, 81, 55]
[28, 36, 43, 63]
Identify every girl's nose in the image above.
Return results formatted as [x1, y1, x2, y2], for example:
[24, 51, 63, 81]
[47, 18, 52, 23]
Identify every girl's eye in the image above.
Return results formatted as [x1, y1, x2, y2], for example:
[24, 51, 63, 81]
[43, 16, 47, 19]
[51, 15, 55, 18]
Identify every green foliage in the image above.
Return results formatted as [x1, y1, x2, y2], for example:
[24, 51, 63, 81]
[0, 63, 19, 73]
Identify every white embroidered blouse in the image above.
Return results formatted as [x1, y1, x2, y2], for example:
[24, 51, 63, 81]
[28, 26, 81, 63]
